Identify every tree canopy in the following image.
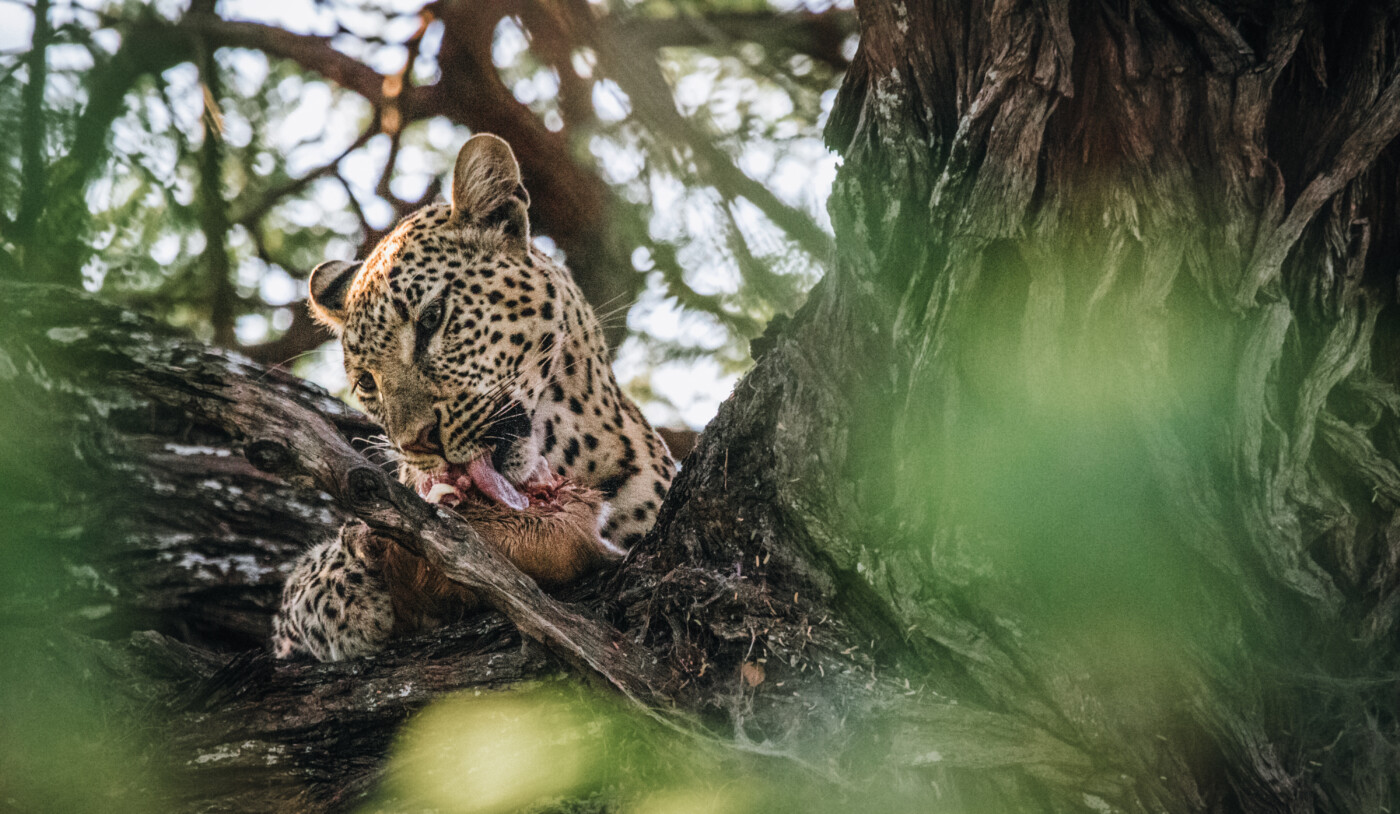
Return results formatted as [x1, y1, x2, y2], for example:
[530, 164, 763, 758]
[0, 0, 852, 424]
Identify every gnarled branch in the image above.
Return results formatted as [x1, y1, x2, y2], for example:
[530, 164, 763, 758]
[124, 344, 678, 709]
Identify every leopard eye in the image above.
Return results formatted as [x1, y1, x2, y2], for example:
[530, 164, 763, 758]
[419, 301, 443, 333]
[354, 371, 378, 396]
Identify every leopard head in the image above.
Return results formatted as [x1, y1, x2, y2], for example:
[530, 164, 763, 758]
[307, 134, 567, 505]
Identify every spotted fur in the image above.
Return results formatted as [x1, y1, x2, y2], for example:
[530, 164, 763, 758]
[271, 534, 394, 661]
[271, 135, 676, 661]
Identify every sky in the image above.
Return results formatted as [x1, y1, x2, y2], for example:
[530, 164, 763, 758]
[3, 0, 844, 430]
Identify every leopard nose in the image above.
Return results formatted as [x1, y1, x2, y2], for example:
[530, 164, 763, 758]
[399, 421, 444, 457]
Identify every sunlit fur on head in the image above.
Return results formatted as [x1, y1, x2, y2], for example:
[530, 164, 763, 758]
[307, 259, 361, 330]
[307, 134, 531, 333]
[450, 133, 530, 238]
[300, 135, 568, 485]
[334, 198, 566, 484]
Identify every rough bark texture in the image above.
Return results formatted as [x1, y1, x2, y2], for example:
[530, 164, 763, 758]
[0, 287, 580, 809]
[804, 0, 1400, 809]
[4, 1, 1400, 813]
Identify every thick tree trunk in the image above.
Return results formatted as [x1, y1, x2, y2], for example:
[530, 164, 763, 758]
[4, 1, 1400, 812]
[799, 0, 1400, 809]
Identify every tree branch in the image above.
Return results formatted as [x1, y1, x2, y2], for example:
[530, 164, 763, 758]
[519, 2, 597, 131]
[14, 0, 52, 254]
[543, 0, 837, 265]
[425, 0, 642, 348]
[612, 10, 855, 69]
[178, 16, 433, 117]
[194, 28, 235, 347]
[125, 354, 679, 711]
[232, 125, 379, 228]
[238, 299, 334, 367]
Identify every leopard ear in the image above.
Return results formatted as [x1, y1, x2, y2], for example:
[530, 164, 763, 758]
[450, 133, 530, 245]
[307, 260, 361, 332]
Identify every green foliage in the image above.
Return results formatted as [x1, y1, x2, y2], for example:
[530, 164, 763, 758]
[0, 303, 169, 812]
[0, 0, 849, 422]
[0, 627, 167, 814]
[373, 681, 944, 814]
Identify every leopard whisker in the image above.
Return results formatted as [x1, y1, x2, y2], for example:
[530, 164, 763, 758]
[252, 346, 338, 382]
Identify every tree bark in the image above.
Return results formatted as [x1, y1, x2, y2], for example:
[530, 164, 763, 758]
[801, 0, 1400, 809]
[4, 1, 1400, 812]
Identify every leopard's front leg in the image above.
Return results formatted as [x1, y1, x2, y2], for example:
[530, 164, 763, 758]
[271, 525, 396, 661]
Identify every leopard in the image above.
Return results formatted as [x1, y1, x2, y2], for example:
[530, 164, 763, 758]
[271, 533, 394, 661]
[271, 134, 676, 661]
